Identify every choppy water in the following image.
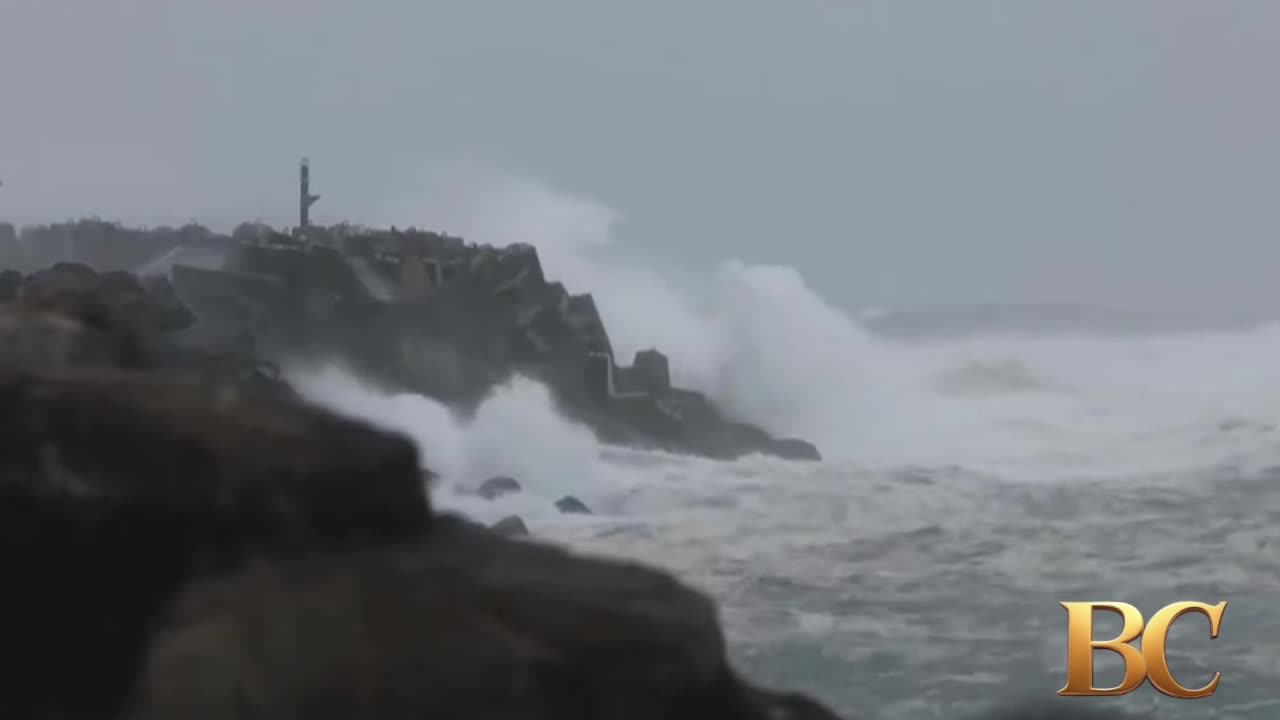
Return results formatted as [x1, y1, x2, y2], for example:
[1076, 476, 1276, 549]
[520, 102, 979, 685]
[294, 319, 1280, 720]
[276, 177, 1280, 719]
[530, 455, 1280, 719]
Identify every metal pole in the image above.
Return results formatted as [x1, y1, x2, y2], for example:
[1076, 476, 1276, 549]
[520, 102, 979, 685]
[299, 158, 320, 241]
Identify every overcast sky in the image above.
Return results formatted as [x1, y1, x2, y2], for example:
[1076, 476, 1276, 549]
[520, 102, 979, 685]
[1, 1, 1277, 312]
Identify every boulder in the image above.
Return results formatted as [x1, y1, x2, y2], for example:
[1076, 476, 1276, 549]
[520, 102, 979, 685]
[555, 495, 592, 515]
[3, 264, 199, 364]
[20, 260, 99, 300]
[93, 270, 197, 335]
[770, 438, 822, 462]
[0, 368, 428, 718]
[0, 292, 149, 371]
[491, 514, 530, 537]
[128, 515, 839, 720]
[476, 475, 522, 500]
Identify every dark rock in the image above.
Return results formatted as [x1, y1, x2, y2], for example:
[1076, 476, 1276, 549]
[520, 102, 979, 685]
[85, 269, 198, 335]
[0, 304, 842, 718]
[0, 368, 432, 543]
[0, 290, 150, 370]
[157, 217, 820, 462]
[555, 495, 592, 515]
[127, 514, 817, 719]
[0, 262, 205, 366]
[0, 269, 294, 398]
[20, 260, 99, 300]
[746, 688, 846, 719]
[491, 514, 529, 536]
[0, 368, 428, 718]
[476, 475, 522, 500]
[135, 275, 198, 333]
[631, 348, 671, 393]
[97, 269, 146, 295]
[4, 213, 822, 461]
[770, 438, 822, 461]
[0, 269, 20, 301]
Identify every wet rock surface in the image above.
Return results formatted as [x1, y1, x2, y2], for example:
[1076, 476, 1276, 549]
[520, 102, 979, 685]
[769, 438, 822, 461]
[0, 219, 820, 462]
[0, 260, 293, 393]
[0, 296, 840, 719]
[555, 495, 593, 515]
[491, 515, 530, 536]
[476, 475, 523, 500]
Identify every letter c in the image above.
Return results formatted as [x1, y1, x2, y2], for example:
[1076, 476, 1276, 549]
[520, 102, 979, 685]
[1142, 601, 1227, 699]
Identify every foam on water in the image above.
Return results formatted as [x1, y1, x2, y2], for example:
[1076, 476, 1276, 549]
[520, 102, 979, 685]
[292, 337, 1280, 718]
[289, 174, 1280, 719]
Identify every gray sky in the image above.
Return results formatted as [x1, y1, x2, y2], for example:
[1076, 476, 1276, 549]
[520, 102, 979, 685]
[2, 0, 1277, 312]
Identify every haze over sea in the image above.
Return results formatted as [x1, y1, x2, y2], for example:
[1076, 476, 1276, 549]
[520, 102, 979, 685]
[286, 178, 1280, 720]
[5, 1, 1277, 714]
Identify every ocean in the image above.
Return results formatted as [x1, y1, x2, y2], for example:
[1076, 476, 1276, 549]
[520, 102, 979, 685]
[292, 316, 1280, 719]
[289, 252, 1280, 719]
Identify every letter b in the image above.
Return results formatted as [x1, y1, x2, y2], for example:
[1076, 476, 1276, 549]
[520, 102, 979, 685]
[1058, 601, 1226, 699]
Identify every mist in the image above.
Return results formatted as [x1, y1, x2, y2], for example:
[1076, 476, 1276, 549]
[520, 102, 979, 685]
[4, 0, 1280, 314]
[7, 5, 1279, 714]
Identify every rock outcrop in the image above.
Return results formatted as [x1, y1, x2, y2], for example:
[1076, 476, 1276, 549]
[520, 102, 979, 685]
[0, 260, 293, 394]
[476, 475, 523, 500]
[181, 224, 821, 462]
[0, 295, 840, 719]
[555, 495, 592, 515]
[491, 515, 530, 536]
[0, 218, 821, 462]
[0, 246, 1159, 720]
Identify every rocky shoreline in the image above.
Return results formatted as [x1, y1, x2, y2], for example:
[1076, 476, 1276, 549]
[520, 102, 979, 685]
[0, 220, 1148, 719]
[0, 263, 1147, 720]
[0, 289, 838, 718]
[0, 218, 818, 463]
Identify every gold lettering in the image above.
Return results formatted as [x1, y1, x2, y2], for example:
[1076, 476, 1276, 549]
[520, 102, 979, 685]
[1058, 601, 1147, 696]
[1057, 601, 1225, 698]
[1142, 601, 1227, 699]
